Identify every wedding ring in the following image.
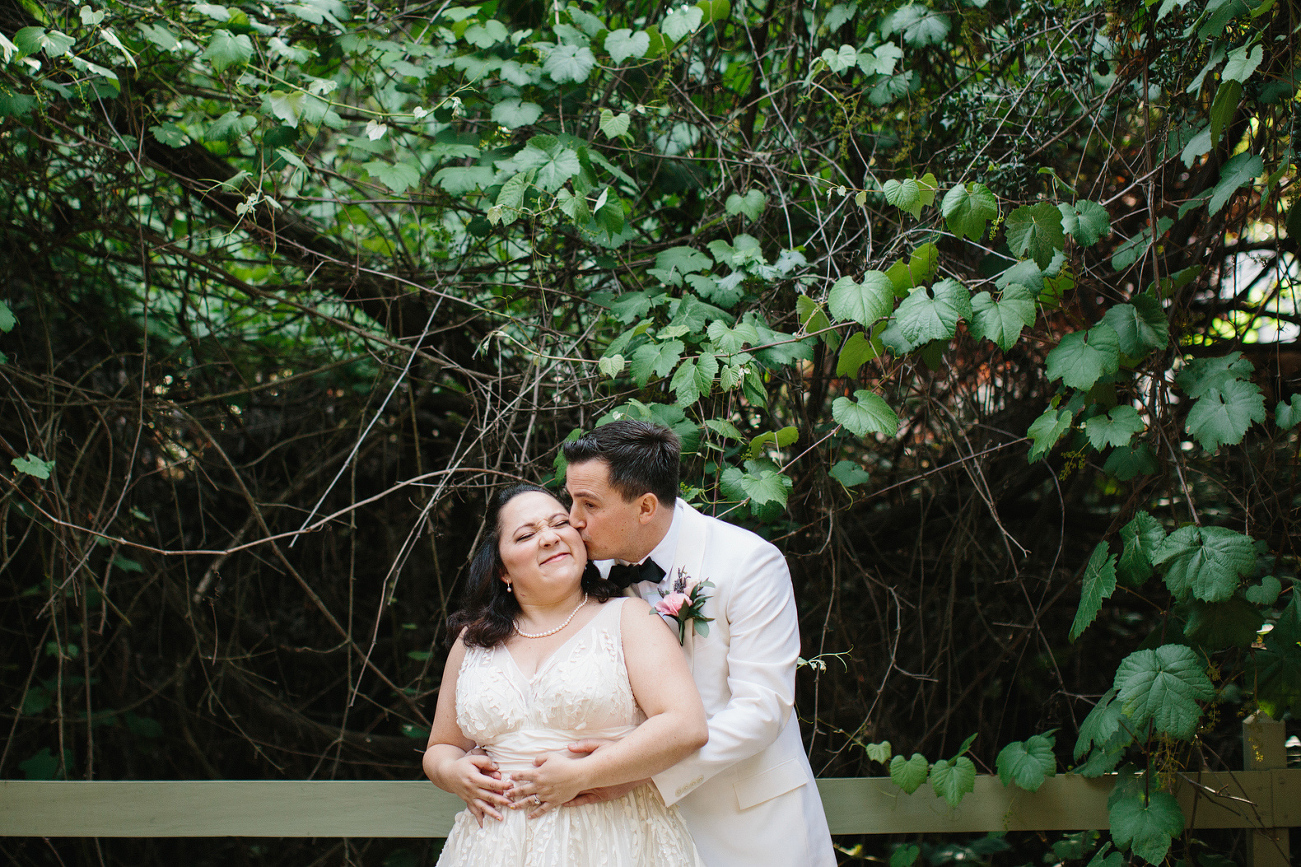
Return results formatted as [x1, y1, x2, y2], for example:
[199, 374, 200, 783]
[532, 795, 542, 806]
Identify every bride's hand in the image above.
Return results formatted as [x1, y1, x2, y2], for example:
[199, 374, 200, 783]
[508, 750, 591, 818]
[445, 752, 511, 826]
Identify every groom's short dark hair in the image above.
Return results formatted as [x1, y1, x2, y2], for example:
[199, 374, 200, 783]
[563, 419, 680, 507]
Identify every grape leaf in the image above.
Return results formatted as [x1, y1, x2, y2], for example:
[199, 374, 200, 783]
[833, 390, 900, 437]
[884, 4, 950, 47]
[969, 284, 1035, 351]
[835, 331, 878, 377]
[1183, 596, 1264, 650]
[605, 28, 650, 64]
[630, 339, 685, 386]
[725, 189, 767, 220]
[941, 182, 998, 241]
[1084, 405, 1145, 450]
[929, 756, 976, 807]
[1207, 152, 1262, 216]
[1222, 43, 1263, 84]
[879, 279, 972, 354]
[1071, 542, 1117, 641]
[829, 460, 871, 487]
[828, 271, 894, 327]
[884, 178, 922, 219]
[1114, 644, 1215, 740]
[865, 740, 892, 764]
[1184, 377, 1266, 451]
[1044, 323, 1120, 391]
[661, 4, 704, 41]
[720, 460, 791, 506]
[1109, 789, 1184, 865]
[150, 123, 189, 148]
[1244, 575, 1282, 606]
[889, 753, 929, 794]
[1175, 351, 1254, 399]
[1103, 443, 1158, 481]
[204, 30, 253, 73]
[0, 300, 15, 332]
[1118, 511, 1165, 586]
[13, 454, 54, 479]
[1277, 395, 1301, 430]
[1005, 202, 1066, 268]
[1153, 524, 1256, 602]
[363, 160, 421, 194]
[1101, 295, 1168, 357]
[1058, 200, 1111, 246]
[1027, 407, 1072, 462]
[995, 733, 1056, 791]
[492, 99, 543, 130]
[543, 45, 596, 83]
[1074, 688, 1121, 760]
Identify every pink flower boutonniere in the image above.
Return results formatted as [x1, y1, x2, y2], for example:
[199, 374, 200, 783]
[653, 568, 714, 644]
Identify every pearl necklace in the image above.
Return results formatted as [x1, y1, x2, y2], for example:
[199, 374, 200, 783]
[514, 594, 588, 639]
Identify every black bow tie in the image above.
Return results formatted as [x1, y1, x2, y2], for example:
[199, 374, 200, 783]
[606, 559, 666, 589]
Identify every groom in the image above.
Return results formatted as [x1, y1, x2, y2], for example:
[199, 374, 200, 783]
[559, 420, 835, 866]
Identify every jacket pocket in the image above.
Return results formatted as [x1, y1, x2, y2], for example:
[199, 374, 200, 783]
[733, 758, 807, 810]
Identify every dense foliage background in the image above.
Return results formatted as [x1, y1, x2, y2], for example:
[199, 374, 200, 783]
[2, 0, 1298, 863]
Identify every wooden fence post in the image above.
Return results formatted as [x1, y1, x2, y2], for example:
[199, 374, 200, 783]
[1242, 711, 1290, 867]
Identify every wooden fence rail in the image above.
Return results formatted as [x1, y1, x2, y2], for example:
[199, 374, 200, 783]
[1, 717, 1293, 866]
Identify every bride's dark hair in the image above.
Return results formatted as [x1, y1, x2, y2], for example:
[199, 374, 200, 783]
[448, 483, 619, 649]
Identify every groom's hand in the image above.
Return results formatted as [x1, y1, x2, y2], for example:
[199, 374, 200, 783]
[567, 779, 644, 807]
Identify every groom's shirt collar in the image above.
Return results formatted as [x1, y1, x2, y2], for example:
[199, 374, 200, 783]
[641, 497, 681, 580]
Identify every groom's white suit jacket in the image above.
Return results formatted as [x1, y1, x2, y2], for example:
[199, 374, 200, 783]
[619, 499, 835, 867]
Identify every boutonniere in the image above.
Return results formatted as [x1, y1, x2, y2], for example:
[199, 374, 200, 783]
[653, 568, 714, 644]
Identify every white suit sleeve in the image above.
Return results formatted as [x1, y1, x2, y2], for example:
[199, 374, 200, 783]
[651, 539, 799, 805]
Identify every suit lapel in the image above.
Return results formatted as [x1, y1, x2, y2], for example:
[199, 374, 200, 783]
[665, 501, 711, 666]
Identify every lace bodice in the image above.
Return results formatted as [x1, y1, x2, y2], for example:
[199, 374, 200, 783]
[455, 599, 640, 771]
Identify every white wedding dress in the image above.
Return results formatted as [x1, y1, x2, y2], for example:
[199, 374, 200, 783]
[436, 598, 704, 867]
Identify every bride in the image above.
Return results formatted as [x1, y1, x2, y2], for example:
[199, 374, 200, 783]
[423, 483, 708, 866]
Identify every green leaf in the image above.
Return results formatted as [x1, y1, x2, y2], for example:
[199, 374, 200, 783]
[828, 272, 894, 327]
[884, 4, 950, 47]
[1100, 296, 1168, 357]
[1027, 407, 1072, 462]
[941, 183, 998, 242]
[543, 45, 596, 83]
[889, 753, 929, 794]
[605, 28, 650, 63]
[880, 279, 972, 354]
[1277, 395, 1301, 430]
[598, 354, 625, 378]
[1118, 512, 1165, 586]
[206, 111, 258, 142]
[1005, 203, 1066, 268]
[661, 5, 704, 42]
[720, 460, 791, 507]
[1153, 524, 1256, 603]
[704, 418, 744, 442]
[1175, 351, 1254, 398]
[1114, 644, 1215, 740]
[433, 166, 495, 195]
[150, 123, 189, 148]
[1109, 789, 1184, 865]
[1071, 542, 1117, 641]
[1207, 152, 1262, 216]
[890, 844, 920, 867]
[363, 160, 421, 194]
[829, 460, 871, 487]
[797, 295, 840, 351]
[969, 284, 1035, 351]
[630, 339, 685, 386]
[995, 733, 1056, 791]
[1183, 596, 1264, 650]
[1222, 43, 1263, 83]
[886, 243, 939, 294]
[833, 390, 900, 438]
[464, 20, 509, 48]
[835, 331, 878, 377]
[0, 300, 15, 332]
[138, 22, 181, 52]
[747, 426, 799, 459]
[1074, 688, 1122, 761]
[19, 747, 66, 780]
[865, 740, 892, 764]
[1044, 323, 1120, 391]
[725, 189, 767, 220]
[1255, 592, 1301, 717]
[1057, 200, 1111, 246]
[929, 756, 976, 807]
[1209, 79, 1242, 150]
[883, 178, 922, 219]
[13, 454, 54, 479]
[204, 30, 253, 73]
[1244, 575, 1282, 606]
[1083, 405, 1145, 450]
[599, 109, 631, 139]
[14, 27, 75, 58]
[1184, 377, 1266, 451]
[504, 139, 582, 192]
[492, 99, 543, 130]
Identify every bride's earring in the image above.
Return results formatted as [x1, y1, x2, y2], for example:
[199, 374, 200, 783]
[505, 581, 513, 593]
